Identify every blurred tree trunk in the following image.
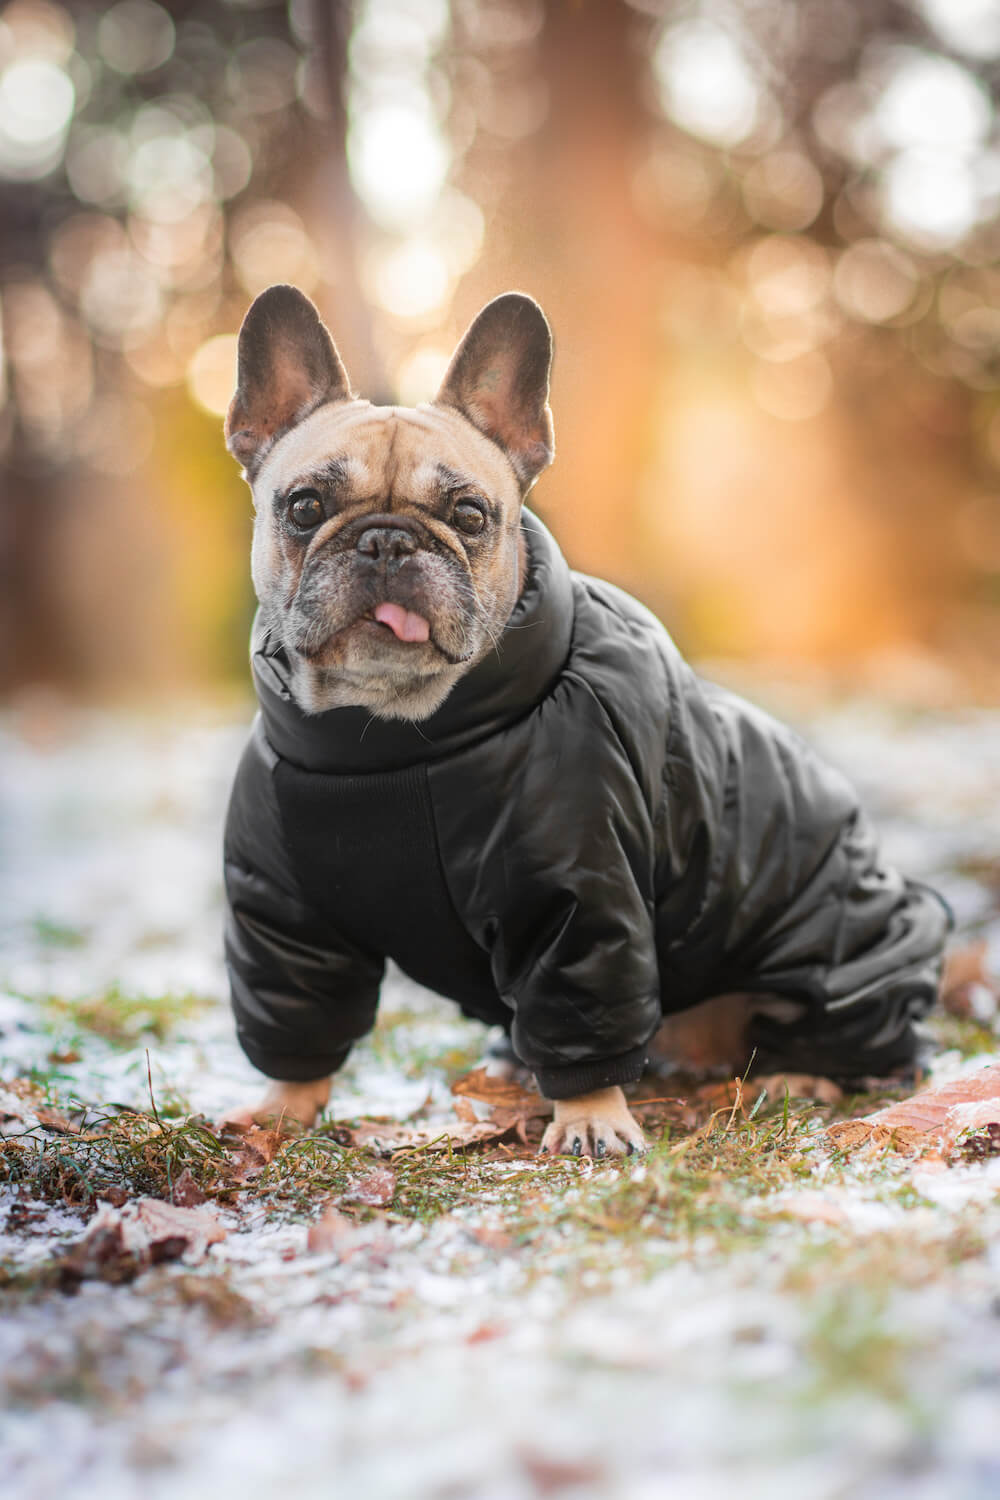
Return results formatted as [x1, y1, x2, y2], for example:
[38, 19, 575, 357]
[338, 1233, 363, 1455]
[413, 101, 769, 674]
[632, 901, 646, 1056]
[310, 0, 390, 400]
[456, 0, 664, 587]
[0, 438, 66, 691]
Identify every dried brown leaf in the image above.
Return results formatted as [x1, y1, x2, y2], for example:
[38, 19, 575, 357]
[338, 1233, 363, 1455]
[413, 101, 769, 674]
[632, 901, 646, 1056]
[219, 1120, 286, 1183]
[347, 1117, 520, 1155]
[342, 1167, 396, 1208]
[171, 1167, 208, 1207]
[828, 1062, 1000, 1157]
[451, 1066, 547, 1116]
[517, 1448, 606, 1492]
[57, 1197, 226, 1287]
[34, 1104, 80, 1134]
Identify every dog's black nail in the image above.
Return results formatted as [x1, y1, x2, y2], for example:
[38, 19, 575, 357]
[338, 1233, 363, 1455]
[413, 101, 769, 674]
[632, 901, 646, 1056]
[572, 1137, 582, 1156]
[540, 1144, 549, 1155]
[626, 1142, 635, 1156]
[595, 1139, 606, 1158]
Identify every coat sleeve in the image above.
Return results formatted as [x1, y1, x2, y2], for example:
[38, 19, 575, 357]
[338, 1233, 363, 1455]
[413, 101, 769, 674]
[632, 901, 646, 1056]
[224, 718, 384, 1082]
[428, 678, 662, 1099]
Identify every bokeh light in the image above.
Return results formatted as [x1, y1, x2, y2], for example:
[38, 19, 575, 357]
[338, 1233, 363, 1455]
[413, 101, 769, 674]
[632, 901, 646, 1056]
[97, 0, 174, 76]
[652, 20, 760, 149]
[364, 238, 450, 319]
[186, 333, 237, 419]
[229, 200, 319, 297]
[2, 0, 1000, 695]
[0, 57, 74, 177]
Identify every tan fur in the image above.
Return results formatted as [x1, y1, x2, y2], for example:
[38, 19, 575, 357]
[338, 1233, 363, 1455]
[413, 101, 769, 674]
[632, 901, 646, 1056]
[249, 401, 527, 720]
[650, 992, 806, 1074]
[221, 1076, 332, 1132]
[541, 1086, 646, 1158]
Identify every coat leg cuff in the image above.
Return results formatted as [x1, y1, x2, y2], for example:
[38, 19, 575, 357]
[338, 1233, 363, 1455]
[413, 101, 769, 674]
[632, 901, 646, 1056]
[534, 1045, 648, 1100]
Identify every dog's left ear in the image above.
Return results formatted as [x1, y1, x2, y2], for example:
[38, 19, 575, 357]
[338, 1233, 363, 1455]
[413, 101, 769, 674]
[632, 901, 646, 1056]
[435, 292, 554, 490]
[225, 284, 352, 476]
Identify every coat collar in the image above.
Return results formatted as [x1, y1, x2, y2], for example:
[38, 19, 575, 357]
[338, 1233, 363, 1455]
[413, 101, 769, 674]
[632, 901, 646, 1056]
[251, 508, 575, 774]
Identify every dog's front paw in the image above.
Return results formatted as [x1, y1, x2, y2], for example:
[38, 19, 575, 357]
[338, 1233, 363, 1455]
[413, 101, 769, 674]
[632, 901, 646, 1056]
[540, 1086, 647, 1158]
[219, 1077, 332, 1133]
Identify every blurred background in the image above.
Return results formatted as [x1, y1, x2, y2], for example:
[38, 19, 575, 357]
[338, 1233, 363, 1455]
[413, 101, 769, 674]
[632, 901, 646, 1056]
[2, 0, 1000, 706]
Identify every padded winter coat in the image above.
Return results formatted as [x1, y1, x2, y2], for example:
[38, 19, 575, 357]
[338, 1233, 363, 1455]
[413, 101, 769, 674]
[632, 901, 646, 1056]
[224, 510, 951, 1098]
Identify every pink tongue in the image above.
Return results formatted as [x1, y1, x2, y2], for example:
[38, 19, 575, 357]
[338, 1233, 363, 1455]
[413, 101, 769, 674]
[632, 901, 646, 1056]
[373, 602, 430, 643]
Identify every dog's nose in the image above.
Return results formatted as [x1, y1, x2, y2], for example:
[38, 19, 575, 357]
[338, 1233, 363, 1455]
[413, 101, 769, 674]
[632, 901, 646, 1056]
[355, 526, 418, 565]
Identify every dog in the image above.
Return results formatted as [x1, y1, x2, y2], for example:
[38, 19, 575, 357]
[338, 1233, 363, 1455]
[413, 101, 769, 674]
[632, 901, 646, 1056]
[220, 285, 950, 1157]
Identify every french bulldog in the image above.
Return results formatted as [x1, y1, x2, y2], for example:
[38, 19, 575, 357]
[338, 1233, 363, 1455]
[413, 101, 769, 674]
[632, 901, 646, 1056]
[219, 285, 947, 1157]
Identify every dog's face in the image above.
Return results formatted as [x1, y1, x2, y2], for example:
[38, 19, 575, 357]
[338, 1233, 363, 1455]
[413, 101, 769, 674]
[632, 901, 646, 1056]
[225, 287, 555, 719]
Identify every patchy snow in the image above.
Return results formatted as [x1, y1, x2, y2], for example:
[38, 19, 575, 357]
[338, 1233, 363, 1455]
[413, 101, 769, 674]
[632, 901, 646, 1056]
[2, 693, 1000, 1500]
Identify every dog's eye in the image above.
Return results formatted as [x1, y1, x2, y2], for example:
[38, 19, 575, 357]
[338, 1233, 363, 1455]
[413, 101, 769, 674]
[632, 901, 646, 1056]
[288, 490, 324, 530]
[453, 500, 486, 536]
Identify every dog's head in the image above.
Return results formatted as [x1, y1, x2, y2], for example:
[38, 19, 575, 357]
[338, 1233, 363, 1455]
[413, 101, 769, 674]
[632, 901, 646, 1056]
[225, 286, 554, 720]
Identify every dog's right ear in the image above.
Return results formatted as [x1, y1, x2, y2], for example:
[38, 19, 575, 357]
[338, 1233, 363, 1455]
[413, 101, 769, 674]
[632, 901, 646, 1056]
[225, 285, 352, 476]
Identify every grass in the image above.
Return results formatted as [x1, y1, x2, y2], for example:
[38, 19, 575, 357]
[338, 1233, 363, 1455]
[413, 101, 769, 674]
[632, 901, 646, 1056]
[30, 916, 88, 950]
[0, 1088, 831, 1267]
[0, 1109, 231, 1211]
[39, 984, 212, 1048]
[5, 980, 1000, 1326]
[529, 1103, 828, 1255]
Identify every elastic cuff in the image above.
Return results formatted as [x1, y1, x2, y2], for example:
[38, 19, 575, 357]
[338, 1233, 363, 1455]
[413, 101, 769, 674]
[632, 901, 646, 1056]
[534, 1044, 648, 1100]
[237, 1032, 351, 1083]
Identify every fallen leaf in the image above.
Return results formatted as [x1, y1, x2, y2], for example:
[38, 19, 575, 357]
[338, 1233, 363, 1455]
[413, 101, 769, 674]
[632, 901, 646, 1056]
[826, 1120, 924, 1155]
[827, 1061, 1000, 1156]
[872, 1064, 1000, 1135]
[118, 1198, 226, 1255]
[57, 1198, 226, 1288]
[34, 1104, 79, 1134]
[517, 1448, 606, 1493]
[245, 1123, 283, 1161]
[346, 1118, 523, 1155]
[451, 1066, 548, 1117]
[466, 1323, 506, 1344]
[219, 1120, 285, 1183]
[171, 1167, 208, 1207]
[453, 1097, 479, 1123]
[826, 1120, 884, 1151]
[342, 1167, 396, 1207]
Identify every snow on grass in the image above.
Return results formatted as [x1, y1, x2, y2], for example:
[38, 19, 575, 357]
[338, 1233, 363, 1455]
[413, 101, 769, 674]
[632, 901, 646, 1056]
[2, 694, 1000, 1499]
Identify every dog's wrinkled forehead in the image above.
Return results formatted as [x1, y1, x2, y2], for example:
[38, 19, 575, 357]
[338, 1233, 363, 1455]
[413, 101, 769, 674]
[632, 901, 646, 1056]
[254, 399, 522, 515]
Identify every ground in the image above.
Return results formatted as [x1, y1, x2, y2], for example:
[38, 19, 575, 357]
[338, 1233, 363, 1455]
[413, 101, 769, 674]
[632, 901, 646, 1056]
[2, 683, 1000, 1500]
